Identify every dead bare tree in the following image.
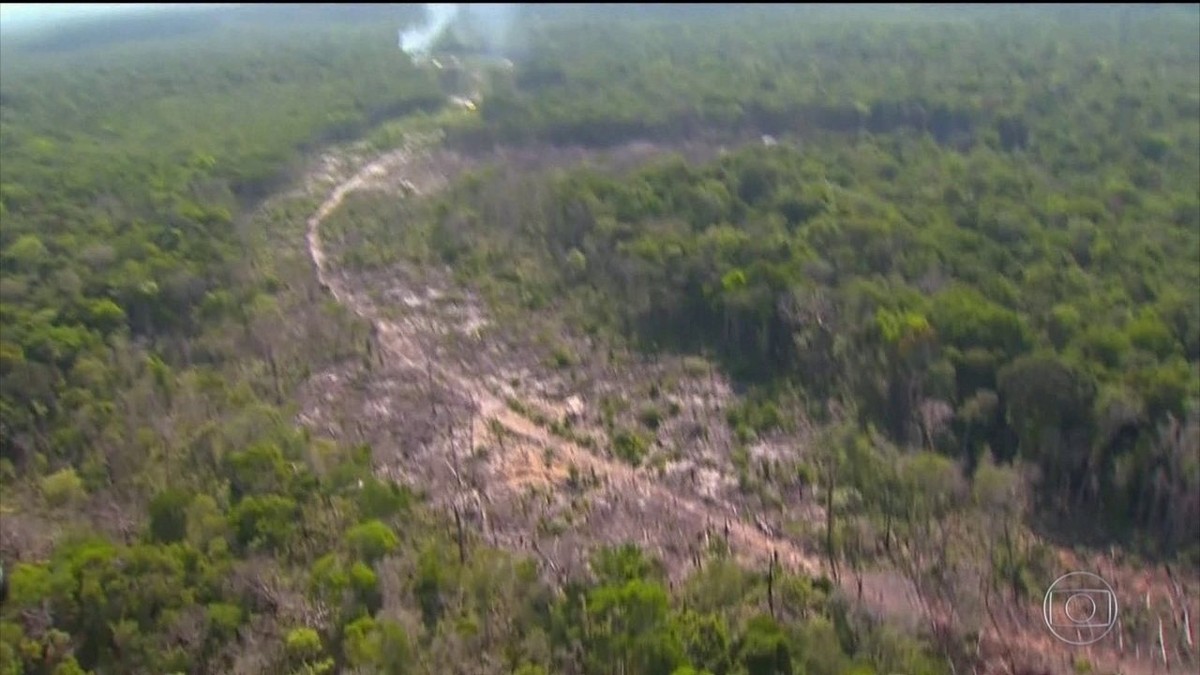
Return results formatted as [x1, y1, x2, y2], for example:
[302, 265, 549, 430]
[453, 504, 467, 565]
[768, 549, 778, 619]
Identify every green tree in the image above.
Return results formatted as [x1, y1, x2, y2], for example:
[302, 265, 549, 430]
[345, 520, 399, 563]
[998, 353, 1098, 508]
[41, 468, 86, 508]
[148, 488, 192, 544]
[586, 579, 684, 675]
[738, 615, 793, 675]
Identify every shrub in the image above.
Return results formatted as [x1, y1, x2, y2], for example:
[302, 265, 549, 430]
[40, 468, 86, 508]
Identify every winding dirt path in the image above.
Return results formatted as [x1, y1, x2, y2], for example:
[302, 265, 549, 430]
[305, 143, 823, 578]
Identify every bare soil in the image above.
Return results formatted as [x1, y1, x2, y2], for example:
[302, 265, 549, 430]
[301, 137, 823, 581]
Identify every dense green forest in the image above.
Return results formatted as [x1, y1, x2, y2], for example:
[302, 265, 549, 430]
[0, 4, 1197, 675]
[456, 5, 1200, 151]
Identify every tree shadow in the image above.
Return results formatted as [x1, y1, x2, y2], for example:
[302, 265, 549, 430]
[1025, 505, 1192, 569]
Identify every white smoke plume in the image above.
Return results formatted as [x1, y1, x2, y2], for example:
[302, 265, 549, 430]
[399, 3, 459, 57]
[399, 4, 519, 58]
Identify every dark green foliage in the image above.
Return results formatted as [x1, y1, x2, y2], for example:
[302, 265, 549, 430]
[229, 494, 299, 552]
[356, 476, 413, 520]
[147, 488, 191, 544]
[592, 544, 665, 585]
[738, 615, 793, 675]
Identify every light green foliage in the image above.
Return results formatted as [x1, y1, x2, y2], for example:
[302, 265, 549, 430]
[348, 560, 381, 612]
[677, 611, 731, 675]
[930, 288, 1029, 360]
[51, 658, 88, 675]
[206, 603, 242, 640]
[345, 520, 399, 563]
[285, 627, 323, 661]
[342, 616, 379, 668]
[566, 248, 588, 277]
[585, 579, 684, 675]
[40, 468, 86, 507]
[1125, 309, 1178, 359]
[4, 235, 50, 271]
[342, 616, 413, 671]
